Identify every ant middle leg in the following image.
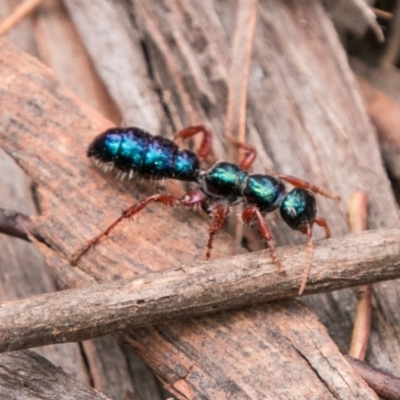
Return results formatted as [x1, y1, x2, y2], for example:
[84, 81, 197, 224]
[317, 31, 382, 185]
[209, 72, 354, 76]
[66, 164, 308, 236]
[174, 125, 212, 162]
[314, 217, 331, 238]
[205, 203, 230, 259]
[72, 189, 207, 265]
[242, 206, 283, 272]
[277, 174, 340, 201]
[227, 137, 257, 171]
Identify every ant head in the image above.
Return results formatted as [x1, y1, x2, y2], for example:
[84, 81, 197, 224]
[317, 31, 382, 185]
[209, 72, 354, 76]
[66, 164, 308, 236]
[280, 188, 316, 233]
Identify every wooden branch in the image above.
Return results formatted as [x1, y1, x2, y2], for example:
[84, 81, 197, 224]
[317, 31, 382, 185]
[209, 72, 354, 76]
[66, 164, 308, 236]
[1, 227, 400, 353]
[346, 356, 400, 400]
[0, 0, 44, 35]
[349, 191, 372, 361]
[0, 207, 41, 242]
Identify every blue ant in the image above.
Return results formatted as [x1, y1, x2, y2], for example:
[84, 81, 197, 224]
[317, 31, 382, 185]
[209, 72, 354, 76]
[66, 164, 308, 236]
[73, 126, 338, 294]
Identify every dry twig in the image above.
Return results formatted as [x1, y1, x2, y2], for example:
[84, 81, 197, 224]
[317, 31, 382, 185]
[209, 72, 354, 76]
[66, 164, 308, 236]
[1, 227, 400, 353]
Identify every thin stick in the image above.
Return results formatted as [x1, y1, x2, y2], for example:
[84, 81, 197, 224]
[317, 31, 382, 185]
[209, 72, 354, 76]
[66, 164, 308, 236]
[224, 0, 258, 245]
[380, 0, 400, 66]
[0, 0, 45, 35]
[0, 207, 43, 242]
[1, 228, 400, 353]
[348, 191, 371, 361]
[225, 0, 258, 146]
[372, 7, 393, 21]
[346, 356, 400, 400]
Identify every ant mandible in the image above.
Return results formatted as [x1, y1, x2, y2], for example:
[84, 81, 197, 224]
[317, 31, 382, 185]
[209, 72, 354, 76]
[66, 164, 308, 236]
[73, 125, 339, 295]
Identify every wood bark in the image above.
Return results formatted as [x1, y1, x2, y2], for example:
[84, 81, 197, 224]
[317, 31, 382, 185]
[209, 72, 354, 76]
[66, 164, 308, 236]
[0, 5, 93, 385]
[0, 32, 376, 398]
[0, 0, 161, 398]
[0, 350, 111, 400]
[1, 227, 400, 353]
[1, 0, 397, 397]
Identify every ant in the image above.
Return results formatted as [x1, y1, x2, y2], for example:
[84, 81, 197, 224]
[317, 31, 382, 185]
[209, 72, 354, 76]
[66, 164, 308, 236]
[73, 125, 339, 295]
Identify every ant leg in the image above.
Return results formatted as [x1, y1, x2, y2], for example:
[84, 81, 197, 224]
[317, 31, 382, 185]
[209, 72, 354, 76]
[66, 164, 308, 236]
[242, 206, 283, 272]
[277, 174, 340, 201]
[315, 217, 331, 239]
[205, 203, 230, 259]
[174, 125, 212, 162]
[298, 224, 313, 296]
[72, 190, 207, 265]
[227, 137, 257, 171]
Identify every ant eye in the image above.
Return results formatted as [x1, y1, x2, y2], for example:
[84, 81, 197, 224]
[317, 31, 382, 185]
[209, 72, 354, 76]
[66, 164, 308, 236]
[280, 189, 316, 231]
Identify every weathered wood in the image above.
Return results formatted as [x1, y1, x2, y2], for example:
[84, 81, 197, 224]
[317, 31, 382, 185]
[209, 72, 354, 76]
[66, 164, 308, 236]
[0, 0, 389, 397]
[0, 350, 111, 400]
[1, 227, 400, 353]
[33, 0, 121, 124]
[0, 33, 377, 399]
[0, 127, 91, 384]
[63, 0, 166, 133]
[81, 336, 137, 400]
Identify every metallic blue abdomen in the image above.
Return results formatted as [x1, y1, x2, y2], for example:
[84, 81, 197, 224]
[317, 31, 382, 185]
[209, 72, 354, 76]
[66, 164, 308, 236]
[87, 127, 199, 181]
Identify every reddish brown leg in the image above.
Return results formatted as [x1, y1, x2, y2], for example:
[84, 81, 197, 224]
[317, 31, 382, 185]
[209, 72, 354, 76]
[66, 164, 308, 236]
[242, 206, 283, 272]
[174, 125, 212, 161]
[277, 174, 340, 201]
[227, 137, 257, 171]
[298, 224, 313, 296]
[72, 190, 207, 265]
[205, 203, 230, 259]
[315, 217, 331, 238]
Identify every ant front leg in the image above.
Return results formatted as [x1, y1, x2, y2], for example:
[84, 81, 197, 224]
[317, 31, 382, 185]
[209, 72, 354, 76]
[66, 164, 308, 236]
[174, 125, 212, 162]
[315, 217, 331, 239]
[72, 190, 207, 265]
[277, 174, 340, 201]
[242, 206, 284, 272]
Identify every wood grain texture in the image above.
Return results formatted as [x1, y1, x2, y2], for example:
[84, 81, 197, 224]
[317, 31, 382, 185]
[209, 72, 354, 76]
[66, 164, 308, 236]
[63, 0, 166, 133]
[0, 117, 91, 385]
[1, 228, 400, 353]
[0, 34, 377, 399]
[0, 350, 111, 400]
[33, 0, 121, 124]
[0, 2, 390, 398]
[127, 0, 400, 381]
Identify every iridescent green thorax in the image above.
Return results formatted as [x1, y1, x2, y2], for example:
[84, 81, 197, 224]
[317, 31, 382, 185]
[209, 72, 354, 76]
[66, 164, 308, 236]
[203, 162, 248, 199]
[244, 174, 285, 212]
[280, 188, 316, 231]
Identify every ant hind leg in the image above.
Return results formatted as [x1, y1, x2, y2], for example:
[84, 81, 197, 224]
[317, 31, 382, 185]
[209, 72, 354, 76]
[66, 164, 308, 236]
[227, 137, 257, 171]
[72, 190, 207, 265]
[174, 125, 212, 162]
